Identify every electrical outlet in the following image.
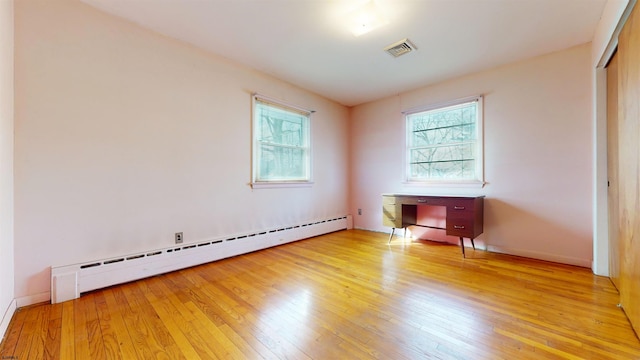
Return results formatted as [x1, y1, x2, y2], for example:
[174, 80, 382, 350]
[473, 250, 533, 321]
[358, 208, 362, 215]
[175, 232, 183, 244]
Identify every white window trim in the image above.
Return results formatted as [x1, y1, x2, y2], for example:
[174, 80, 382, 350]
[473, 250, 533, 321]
[251, 93, 313, 188]
[403, 95, 485, 187]
[250, 181, 315, 189]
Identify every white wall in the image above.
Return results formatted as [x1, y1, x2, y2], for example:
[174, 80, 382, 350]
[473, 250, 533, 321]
[14, 0, 349, 303]
[0, 0, 15, 340]
[350, 43, 594, 267]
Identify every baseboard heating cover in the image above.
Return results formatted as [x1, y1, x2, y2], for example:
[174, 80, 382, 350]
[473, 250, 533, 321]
[51, 216, 350, 304]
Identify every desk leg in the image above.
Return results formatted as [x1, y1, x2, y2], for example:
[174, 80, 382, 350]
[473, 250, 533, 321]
[470, 238, 476, 250]
[388, 228, 396, 244]
[460, 237, 466, 258]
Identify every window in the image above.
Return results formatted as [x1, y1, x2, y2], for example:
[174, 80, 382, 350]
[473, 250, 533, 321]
[405, 96, 483, 185]
[252, 95, 311, 186]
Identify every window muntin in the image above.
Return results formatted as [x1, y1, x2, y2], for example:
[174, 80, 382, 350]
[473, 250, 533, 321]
[253, 96, 311, 183]
[406, 97, 483, 183]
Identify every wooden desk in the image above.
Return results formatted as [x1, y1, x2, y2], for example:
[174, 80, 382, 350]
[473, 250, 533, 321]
[382, 194, 484, 257]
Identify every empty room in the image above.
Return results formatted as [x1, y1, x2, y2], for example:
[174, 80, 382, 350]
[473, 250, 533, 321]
[1, 0, 640, 358]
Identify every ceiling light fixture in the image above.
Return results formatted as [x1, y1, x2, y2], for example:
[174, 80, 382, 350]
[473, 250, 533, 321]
[346, 0, 389, 37]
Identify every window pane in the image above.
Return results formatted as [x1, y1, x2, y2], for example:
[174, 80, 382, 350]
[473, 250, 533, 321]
[258, 105, 305, 147]
[253, 97, 311, 183]
[411, 124, 476, 146]
[409, 103, 477, 147]
[259, 144, 306, 180]
[410, 143, 475, 164]
[406, 98, 481, 182]
[410, 159, 476, 179]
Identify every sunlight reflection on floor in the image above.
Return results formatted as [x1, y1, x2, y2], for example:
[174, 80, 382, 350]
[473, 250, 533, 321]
[257, 288, 315, 347]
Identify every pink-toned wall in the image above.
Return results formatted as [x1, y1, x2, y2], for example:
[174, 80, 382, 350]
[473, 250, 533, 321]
[13, 0, 349, 303]
[350, 43, 594, 267]
[0, 0, 15, 338]
[9, 0, 625, 308]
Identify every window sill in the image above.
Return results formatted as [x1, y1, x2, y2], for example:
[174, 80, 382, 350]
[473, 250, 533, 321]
[402, 180, 486, 189]
[251, 181, 314, 189]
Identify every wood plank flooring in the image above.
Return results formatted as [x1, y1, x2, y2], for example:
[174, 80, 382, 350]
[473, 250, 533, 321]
[1, 229, 639, 359]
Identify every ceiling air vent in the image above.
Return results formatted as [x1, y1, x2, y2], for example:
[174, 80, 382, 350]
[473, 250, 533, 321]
[384, 38, 417, 58]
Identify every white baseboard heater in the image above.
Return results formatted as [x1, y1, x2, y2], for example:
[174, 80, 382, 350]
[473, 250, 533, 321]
[51, 215, 350, 304]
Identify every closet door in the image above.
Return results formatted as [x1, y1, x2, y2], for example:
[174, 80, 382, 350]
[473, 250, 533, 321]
[617, 1, 640, 335]
[606, 52, 620, 290]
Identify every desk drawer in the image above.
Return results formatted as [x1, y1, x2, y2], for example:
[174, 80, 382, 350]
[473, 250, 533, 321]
[447, 199, 475, 213]
[396, 196, 447, 206]
[446, 219, 475, 237]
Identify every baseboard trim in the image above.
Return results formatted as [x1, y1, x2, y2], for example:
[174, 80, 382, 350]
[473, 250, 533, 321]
[486, 245, 591, 268]
[0, 298, 17, 343]
[51, 216, 349, 304]
[356, 226, 591, 268]
[15, 291, 50, 308]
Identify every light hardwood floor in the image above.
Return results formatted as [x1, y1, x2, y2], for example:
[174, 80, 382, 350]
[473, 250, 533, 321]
[1, 229, 639, 359]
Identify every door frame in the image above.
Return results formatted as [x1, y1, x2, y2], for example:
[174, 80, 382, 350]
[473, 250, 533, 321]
[592, 0, 636, 276]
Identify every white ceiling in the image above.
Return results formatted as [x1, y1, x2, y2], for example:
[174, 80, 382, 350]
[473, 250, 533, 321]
[80, 0, 608, 107]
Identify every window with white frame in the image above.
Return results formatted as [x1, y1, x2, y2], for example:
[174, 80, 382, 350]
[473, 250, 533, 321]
[252, 95, 311, 185]
[405, 96, 483, 184]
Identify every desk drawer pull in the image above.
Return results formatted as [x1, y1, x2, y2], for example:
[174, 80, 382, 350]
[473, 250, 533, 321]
[453, 206, 465, 210]
[454, 225, 465, 229]
[417, 199, 427, 203]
